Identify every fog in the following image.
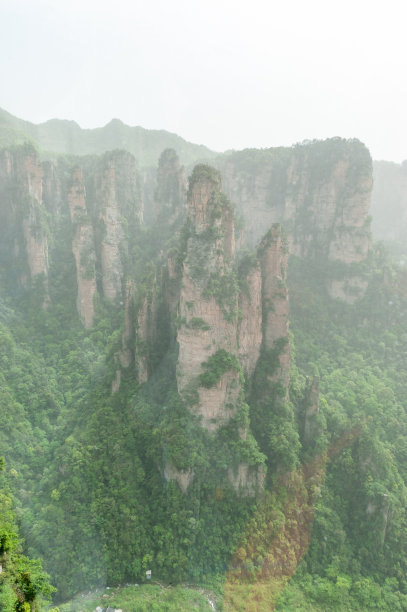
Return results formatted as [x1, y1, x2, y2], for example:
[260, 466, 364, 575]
[1, 0, 406, 161]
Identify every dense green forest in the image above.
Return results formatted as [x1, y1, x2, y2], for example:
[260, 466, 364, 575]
[1, 135, 407, 612]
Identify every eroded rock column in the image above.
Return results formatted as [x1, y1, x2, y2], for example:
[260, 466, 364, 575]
[68, 167, 97, 328]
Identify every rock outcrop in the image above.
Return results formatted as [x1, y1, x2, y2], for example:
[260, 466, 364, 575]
[95, 151, 142, 302]
[135, 284, 157, 384]
[0, 145, 49, 302]
[68, 167, 97, 328]
[228, 463, 266, 497]
[0, 145, 144, 331]
[176, 165, 240, 431]
[217, 139, 372, 302]
[172, 166, 294, 495]
[21, 153, 49, 282]
[163, 462, 194, 494]
[259, 224, 290, 390]
[112, 279, 135, 392]
[238, 260, 262, 378]
[218, 139, 372, 262]
[153, 148, 187, 222]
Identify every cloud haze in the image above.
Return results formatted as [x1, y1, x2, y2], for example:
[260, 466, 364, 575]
[1, 0, 406, 161]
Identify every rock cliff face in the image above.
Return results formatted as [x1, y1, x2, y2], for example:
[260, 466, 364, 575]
[0, 145, 144, 334]
[153, 148, 187, 221]
[370, 160, 407, 243]
[0, 146, 49, 302]
[218, 139, 372, 266]
[135, 284, 157, 384]
[20, 154, 49, 282]
[259, 225, 290, 390]
[112, 279, 136, 393]
[95, 151, 142, 302]
[42, 160, 62, 217]
[170, 165, 294, 495]
[68, 167, 97, 328]
[238, 261, 262, 378]
[176, 166, 240, 431]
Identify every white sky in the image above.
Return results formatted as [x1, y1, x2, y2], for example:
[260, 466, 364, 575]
[1, 0, 406, 161]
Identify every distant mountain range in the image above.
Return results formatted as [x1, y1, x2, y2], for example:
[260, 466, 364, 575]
[0, 106, 217, 167]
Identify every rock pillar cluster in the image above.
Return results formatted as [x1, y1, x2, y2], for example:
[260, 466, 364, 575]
[170, 165, 293, 494]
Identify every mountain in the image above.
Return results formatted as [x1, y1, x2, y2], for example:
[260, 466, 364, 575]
[1, 136, 407, 611]
[0, 106, 217, 167]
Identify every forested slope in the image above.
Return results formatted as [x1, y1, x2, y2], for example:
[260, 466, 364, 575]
[0, 137, 407, 611]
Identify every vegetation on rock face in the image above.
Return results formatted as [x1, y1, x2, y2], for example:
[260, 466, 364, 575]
[0, 138, 406, 612]
[187, 164, 222, 194]
[199, 349, 240, 388]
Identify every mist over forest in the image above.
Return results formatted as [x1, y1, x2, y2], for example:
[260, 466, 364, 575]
[1, 107, 407, 612]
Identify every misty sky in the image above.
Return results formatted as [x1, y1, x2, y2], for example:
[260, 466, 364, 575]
[1, 0, 406, 162]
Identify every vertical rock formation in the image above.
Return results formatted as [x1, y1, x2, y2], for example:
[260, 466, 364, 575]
[96, 158, 126, 301]
[238, 260, 262, 378]
[68, 167, 97, 328]
[171, 165, 270, 495]
[250, 223, 299, 475]
[170, 167, 295, 494]
[176, 165, 240, 431]
[20, 153, 49, 283]
[119, 279, 135, 369]
[135, 283, 157, 384]
[95, 151, 142, 302]
[111, 278, 136, 392]
[219, 139, 372, 260]
[42, 160, 62, 218]
[218, 139, 373, 302]
[0, 146, 49, 301]
[153, 148, 187, 221]
[259, 224, 290, 390]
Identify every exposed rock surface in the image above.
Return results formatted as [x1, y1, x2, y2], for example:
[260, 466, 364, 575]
[135, 286, 157, 384]
[173, 166, 293, 495]
[259, 224, 290, 390]
[119, 279, 135, 369]
[153, 148, 187, 221]
[42, 160, 62, 217]
[0, 146, 49, 301]
[238, 261, 262, 378]
[164, 463, 194, 494]
[176, 166, 240, 431]
[112, 279, 136, 392]
[68, 167, 97, 328]
[95, 151, 141, 302]
[228, 463, 266, 496]
[218, 139, 372, 268]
